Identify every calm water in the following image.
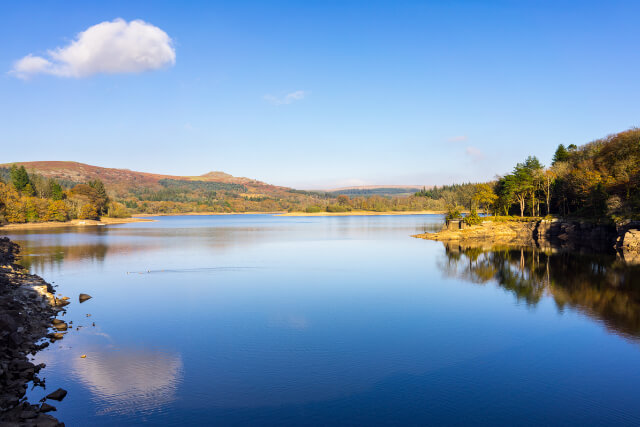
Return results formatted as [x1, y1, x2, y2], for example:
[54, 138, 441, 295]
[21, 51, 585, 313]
[5, 214, 640, 426]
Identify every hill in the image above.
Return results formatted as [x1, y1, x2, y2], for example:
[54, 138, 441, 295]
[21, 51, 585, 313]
[0, 161, 329, 214]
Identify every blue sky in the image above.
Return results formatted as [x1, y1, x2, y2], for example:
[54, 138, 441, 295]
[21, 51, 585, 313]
[1, 0, 639, 189]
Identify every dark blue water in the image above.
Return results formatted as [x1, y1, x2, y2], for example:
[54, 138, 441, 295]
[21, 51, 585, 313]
[5, 214, 640, 425]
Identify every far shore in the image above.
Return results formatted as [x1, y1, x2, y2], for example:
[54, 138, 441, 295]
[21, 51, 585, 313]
[0, 217, 154, 231]
[278, 210, 445, 217]
[134, 211, 285, 217]
[0, 211, 445, 231]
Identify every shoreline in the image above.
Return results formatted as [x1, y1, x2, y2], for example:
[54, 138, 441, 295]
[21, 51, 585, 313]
[134, 211, 284, 217]
[414, 218, 640, 263]
[0, 237, 64, 425]
[278, 210, 445, 217]
[0, 217, 154, 232]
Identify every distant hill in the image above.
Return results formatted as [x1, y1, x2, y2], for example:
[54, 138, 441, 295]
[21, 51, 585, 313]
[0, 161, 446, 216]
[0, 161, 271, 189]
[0, 161, 329, 214]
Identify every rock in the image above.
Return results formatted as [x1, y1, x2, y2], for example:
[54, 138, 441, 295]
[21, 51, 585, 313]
[79, 293, 92, 303]
[620, 229, 640, 251]
[40, 402, 56, 412]
[80, 355, 86, 359]
[52, 322, 68, 331]
[51, 319, 65, 325]
[20, 410, 38, 419]
[48, 332, 65, 340]
[54, 299, 70, 307]
[45, 388, 67, 401]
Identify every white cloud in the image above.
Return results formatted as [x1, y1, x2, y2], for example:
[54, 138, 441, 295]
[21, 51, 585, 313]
[264, 90, 307, 105]
[465, 146, 484, 160]
[10, 18, 175, 79]
[447, 135, 468, 143]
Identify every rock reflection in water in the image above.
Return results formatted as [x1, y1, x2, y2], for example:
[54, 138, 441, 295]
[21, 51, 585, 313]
[70, 348, 183, 416]
[439, 243, 640, 340]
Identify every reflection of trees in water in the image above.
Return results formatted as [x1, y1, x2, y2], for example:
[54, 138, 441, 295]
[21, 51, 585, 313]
[15, 242, 109, 273]
[440, 243, 640, 340]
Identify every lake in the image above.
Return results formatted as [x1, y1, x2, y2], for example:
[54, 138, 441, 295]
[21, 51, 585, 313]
[5, 214, 640, 425]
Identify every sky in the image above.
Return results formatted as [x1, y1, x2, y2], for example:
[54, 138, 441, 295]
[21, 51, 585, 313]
[1, 0, 639, 189]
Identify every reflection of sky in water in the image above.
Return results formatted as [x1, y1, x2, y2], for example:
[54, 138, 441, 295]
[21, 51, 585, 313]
[72, 348, 182, 415]
[5, 214, 640, 425]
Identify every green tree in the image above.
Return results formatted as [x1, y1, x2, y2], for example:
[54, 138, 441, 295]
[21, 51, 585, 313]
[88, 179, 109, 214]
[49, 180, 64, 201]
[10, 165, 31, 192]
[552, 144, 569, 164]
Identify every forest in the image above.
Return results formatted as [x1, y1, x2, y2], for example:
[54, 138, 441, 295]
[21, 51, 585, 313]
[415, 128, 640, 222]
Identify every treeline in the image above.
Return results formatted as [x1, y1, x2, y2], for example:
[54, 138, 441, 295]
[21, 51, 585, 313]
[415, 128, 640, 221]
[300, 194, 447, 213]
[328, 188, 420, 197]
[0, 165, 129, 224]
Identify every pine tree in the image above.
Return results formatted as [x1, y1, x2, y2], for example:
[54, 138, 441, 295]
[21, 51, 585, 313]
[10, 165, 31, 192]
[552, 144, 569, 164]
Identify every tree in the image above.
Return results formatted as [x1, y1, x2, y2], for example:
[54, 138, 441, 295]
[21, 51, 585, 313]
[10, 165, 31, 192]
[537, 169, 556, 216]
[49, 180, 64, 201]
[552, 144, 569, 164]
[88, 179, 109, 214]
[0, 182, 26, 223]
[473, 183, 498, 214]
[47, 200, 68, 222]
[337, 195, 350, 206]
[79, 203, 99, 220]
[495, 177, 515, 216]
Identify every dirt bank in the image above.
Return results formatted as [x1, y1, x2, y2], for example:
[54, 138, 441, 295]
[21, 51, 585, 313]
[414, 218, 640, 263]
[0, 217, 154, 231]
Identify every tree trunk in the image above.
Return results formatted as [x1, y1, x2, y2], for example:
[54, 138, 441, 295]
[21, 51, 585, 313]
[519, 198, 525, 217]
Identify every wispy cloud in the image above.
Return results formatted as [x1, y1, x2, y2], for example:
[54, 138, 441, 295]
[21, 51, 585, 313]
[447, 135, 468, 143]
[10, 18, 175, 79]
[263, 90, 307, 106]
[465, 146, 484, 160]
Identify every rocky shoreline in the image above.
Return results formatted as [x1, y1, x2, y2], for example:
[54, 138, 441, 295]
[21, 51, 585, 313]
[0, 237, 66, 426]
[414, 218, 640, 263]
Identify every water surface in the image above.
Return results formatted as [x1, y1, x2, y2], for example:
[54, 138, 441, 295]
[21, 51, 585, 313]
[5, 214, 640, 425]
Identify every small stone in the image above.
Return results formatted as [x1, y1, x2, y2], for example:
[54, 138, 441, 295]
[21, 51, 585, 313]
[40, 403, 56, 412]
[46, 388, 67, 401]
[79, 293, 92, 303]
[80, 354, 86, 359]
[52, 322, 68, 331]
[20, 410, 38, 419]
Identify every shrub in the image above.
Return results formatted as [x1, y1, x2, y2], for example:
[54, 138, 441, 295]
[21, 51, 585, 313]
[305, 205, 323, 213]
[326, 204, 351, 213]
[463, 208, 483, 226]
[445, 205, 463, 220]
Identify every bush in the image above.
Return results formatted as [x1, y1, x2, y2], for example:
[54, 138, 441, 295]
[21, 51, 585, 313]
[445, 205, 463, 220]
[463, 208, 483, 226]
[305, 205, 323, 213]
[326, 204, 351, 213]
